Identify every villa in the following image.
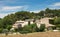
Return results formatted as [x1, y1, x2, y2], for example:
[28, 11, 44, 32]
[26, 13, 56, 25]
[12, 17, 55, 30]
[12, 19, 35, 29]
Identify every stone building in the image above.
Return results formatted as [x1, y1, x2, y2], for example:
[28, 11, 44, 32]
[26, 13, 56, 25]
[12, 18, 55, 30]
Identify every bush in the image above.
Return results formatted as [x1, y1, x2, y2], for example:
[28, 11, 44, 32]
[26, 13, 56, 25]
[19, 24, 39, 34]
[49, 19, 54, 24]
[0, 28, 3, 33]
[39, 24, 45, 32]
[6, 25, 12, 30]
[2, 29, 9, 35]
[19, 25, 32, 34]
[51, 26, 56, 30]
[54, 17, 60, 25]
[19, 31, 30, 34]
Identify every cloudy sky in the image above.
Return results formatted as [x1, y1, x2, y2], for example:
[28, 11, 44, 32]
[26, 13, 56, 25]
[0, 0, 60, 18]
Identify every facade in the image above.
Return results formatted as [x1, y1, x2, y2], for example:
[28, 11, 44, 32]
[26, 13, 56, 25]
[12, 18, 55, 30]
[12, 19, 34, 29]
[40, 17, 55, 27]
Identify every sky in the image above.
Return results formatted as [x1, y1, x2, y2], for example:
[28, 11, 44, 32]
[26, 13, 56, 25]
[0, 0, 60, 18]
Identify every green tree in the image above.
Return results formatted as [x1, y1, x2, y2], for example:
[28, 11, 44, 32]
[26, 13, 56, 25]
[0, 28, 3, 33]
[54, 17, 60, 25]
[19, 24, 39, 34]
[6, 25, 12, 30]
[39, 24, 45, 32]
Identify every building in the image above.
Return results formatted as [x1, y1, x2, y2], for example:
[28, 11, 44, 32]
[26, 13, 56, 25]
[12, 18, 55, 30]
[40, 17, 55, 27]
[40, 17, 55, 30]
[12, 19, 34, 29]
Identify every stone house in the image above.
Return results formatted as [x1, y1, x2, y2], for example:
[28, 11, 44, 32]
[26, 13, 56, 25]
[12, 19, 35, 29]
[12, 18, 55, 31]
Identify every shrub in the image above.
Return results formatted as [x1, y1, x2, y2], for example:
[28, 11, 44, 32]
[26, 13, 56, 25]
[19, 24, 39, 34]
[0, 28, 3, 33]
[49, 19, 54, 24]
[54, 17, 60, 25]
[6, 25, 12, 30]
[39, 24, 45, 32]
[2, 29, 9, 35]
[20, 25, 32, 34]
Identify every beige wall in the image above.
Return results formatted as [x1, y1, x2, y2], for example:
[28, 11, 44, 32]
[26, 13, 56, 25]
[12, 20, 34, 28]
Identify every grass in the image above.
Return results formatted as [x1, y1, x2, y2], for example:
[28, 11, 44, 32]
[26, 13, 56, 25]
[0, 32, 60, 37]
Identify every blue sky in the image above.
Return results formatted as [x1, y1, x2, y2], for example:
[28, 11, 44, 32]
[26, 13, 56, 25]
[0, 0, 60, 18]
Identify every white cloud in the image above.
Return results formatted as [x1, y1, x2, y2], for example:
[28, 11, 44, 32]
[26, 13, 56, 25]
[30, 10, 40, 13]
[50, 2, 60, 6]
[0, 12, 15, 18]
[0, 14, 8, 18]
[0, 5, 29, 11]
[48, 2, 60, 9]
[0, 5, 29, 18]
[2, 6, 24, 10]
[49, 7, 60, 9]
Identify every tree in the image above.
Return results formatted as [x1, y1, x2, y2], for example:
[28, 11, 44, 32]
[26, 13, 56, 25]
[15, 11, 34, 20]
[0, 28, 3, 33]
[54, 17, 60, 25]
[19, 24, 39, 34]
[39, 24, 45, 32]
[6, 25, 12, 30]
[38, 11, 45, 16]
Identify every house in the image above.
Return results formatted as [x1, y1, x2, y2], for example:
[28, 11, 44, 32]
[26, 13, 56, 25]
[12, 17, 55, 31]
[40, 17, 55, 30]
[12, 19, 34, 29]
[40, 17, 55, 27]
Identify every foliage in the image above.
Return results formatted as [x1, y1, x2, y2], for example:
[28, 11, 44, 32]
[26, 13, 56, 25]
[2, 29, 9, 35]
[6, 25, 12, 30]
[0, 8, 60, 33]
[54, 17, 60, 25]
[0, 28, 3, 33]
[49, 19, 54, 24]
[19, 24, 39, 34]
[39, 24, 45, 32]
[49, 17, 60, 30]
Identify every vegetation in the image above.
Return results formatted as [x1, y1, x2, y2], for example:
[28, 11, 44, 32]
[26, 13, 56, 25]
[16, 24, 39, 34]
[49, 17, 60, 30]
[49, 19, 54, 24]
[39, 24, 45, 32]
[0, 8, 60, 34]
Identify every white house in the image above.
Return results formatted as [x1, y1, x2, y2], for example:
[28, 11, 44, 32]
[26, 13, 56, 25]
[12, 19, 34, 29]
[12, 18, 55, 29]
